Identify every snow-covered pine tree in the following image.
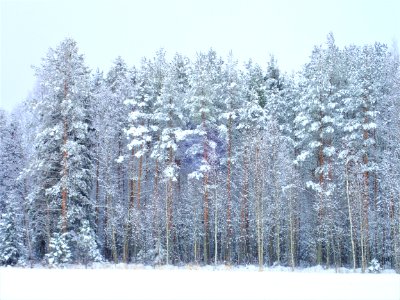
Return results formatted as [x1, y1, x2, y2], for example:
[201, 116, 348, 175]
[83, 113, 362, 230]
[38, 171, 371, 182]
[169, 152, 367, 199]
[0, 110, 8, 212]
[0, 113, 29, 265]
[45, 230, 71, 266]
[238, 60, 268, 270]
[151, 52, 189, 264]
[30, 38, 99, 264]
[340, 43, 389, 271]
[125, 54, 161, 262]
[102, 57, 133, 263]
[184, 50, 224, 264]
[0, 208, 24, 266]
[76, 219, 103, 266]
[264, 55, 285, 121]
[380, 46, 400, 271]
[219, 52, 241, 264]
[294, 34, 342, 266]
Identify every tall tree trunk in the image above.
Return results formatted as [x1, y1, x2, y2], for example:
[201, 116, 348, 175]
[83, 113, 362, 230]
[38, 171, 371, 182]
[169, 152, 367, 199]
[317, 143, 325, 265]
[137, 146, 143, 209]
[166, 151, 174, 265]
[255, 141, 263, 271]
[358, 176, 366, 273]
[202, 107, 209, 264]
[394, 192, 400, 272]
[95, 147, 100, 231]
[61, 69, 69, 233]
[240, 146, 250, 263]
[166, 101, 174, 265]
[273, 143, 281, 265]
[214, 171, 218, 267]
[123, 147, 136, 263]
[225, 113, 233, 264]
[23, 180, 33, 265]
[105, 193, 118, 264]
[153, 158, 161, 259]
[288, 186, 295, 270]
[346, 162, 356, 271]
[362, 108, 371, 266]
[61, 118, 68, 233]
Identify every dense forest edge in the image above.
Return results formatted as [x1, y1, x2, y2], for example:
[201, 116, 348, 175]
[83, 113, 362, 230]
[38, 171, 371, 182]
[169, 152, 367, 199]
[0, 33, 399, 273]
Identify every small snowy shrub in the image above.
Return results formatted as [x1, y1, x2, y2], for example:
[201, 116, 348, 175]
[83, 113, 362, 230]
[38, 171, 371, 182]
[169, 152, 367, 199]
[137, 240, 166, 265]
[46, 232, 72, 266]
[0, 211, 22, 266]
[368, 258, 381, 273]
[76, 220, 103, 265]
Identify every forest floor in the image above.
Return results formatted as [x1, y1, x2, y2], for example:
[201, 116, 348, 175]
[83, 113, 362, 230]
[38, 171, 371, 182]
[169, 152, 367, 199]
[0, 264, 399, 300]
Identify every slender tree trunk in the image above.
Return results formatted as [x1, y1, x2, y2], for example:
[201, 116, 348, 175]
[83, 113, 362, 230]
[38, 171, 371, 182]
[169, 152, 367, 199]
[153, 158, 161, 259]
[45, 196, 51, 254]
[23, 180, 33, 265]
[362, 111, 371, 265]
[105, 193, 118, 264]
[373, 152, 379, 261]
[346, 162, 356, 271]
[61, 117, 68, 233]
[358, 182, 366, 273]
[137, 146, 143, 209]
[61, 70, 69, 233]
[225, 113, 233, 264]
[166, 160, 174, 264]
[214, 171, 218, 267]
[123, 147, 136, 263]
[165, 181, 170, 265]
[289, 190, 295, 271]
[273, 153, 281, 265]
[317, 143, 325, 266]
[395, 192, 400, 272]
[240, 146, 250, 263]
[166, 104, 174, 264]
[202, 107, 209, 264]
[255, 141, 263, 271]
[95, 148, 100, 231]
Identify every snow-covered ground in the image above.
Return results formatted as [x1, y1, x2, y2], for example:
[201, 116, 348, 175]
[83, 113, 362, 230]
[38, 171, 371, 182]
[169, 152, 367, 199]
[0, 265, 399, 300]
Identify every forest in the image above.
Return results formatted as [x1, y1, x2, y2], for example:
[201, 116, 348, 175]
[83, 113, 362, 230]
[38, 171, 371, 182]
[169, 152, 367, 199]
[0, 34, 399, 272]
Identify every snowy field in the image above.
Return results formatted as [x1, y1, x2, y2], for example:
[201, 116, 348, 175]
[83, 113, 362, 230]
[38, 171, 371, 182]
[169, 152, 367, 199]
[0, 265, 399, 300]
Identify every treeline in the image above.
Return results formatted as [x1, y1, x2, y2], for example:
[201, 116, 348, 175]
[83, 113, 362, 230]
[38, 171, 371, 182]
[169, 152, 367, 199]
[0, 34, 399, 272]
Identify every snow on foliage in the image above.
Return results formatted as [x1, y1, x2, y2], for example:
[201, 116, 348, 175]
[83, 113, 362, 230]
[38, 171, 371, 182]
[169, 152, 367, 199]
[1, 35, 399, 272]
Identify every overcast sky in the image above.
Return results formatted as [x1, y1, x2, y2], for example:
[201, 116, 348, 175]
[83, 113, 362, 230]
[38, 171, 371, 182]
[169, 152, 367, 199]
[1, 0, 399, 112]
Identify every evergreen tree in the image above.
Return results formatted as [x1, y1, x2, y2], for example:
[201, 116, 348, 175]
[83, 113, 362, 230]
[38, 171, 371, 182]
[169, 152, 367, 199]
[0, 113, 28, 265]
[1, 37, 399, 270]
[76, 220, 103, 265]
[29, 38, 98, 262]
[0, 208, 23, 266]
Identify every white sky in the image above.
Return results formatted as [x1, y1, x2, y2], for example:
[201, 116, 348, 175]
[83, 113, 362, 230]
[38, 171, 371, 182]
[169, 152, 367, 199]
[1, 0, 399, 112]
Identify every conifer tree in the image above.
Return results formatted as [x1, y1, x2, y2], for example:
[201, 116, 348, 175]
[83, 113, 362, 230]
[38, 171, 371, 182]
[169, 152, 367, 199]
[30, 38, 99, 263]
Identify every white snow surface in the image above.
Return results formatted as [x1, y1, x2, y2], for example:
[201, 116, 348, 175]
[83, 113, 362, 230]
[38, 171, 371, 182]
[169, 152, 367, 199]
[0, 265, 399, 300]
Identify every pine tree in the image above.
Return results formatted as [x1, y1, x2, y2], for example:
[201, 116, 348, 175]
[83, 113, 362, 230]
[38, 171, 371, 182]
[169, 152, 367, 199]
[46, 231, 71, 266]
[0, 110, 8, 211]
[152, 52, 189, 264]
[238, 60, 268, 269]
[184, 50, 224, 264]
[76, 220, 103, 266]
[0, 112, 28, 265]
[125, 56, 158, 262]
[0, 207, 23, 266]
[294, 34, 342, 266]
[219, 52, 241, 264]
[30, 38, 98, 263]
